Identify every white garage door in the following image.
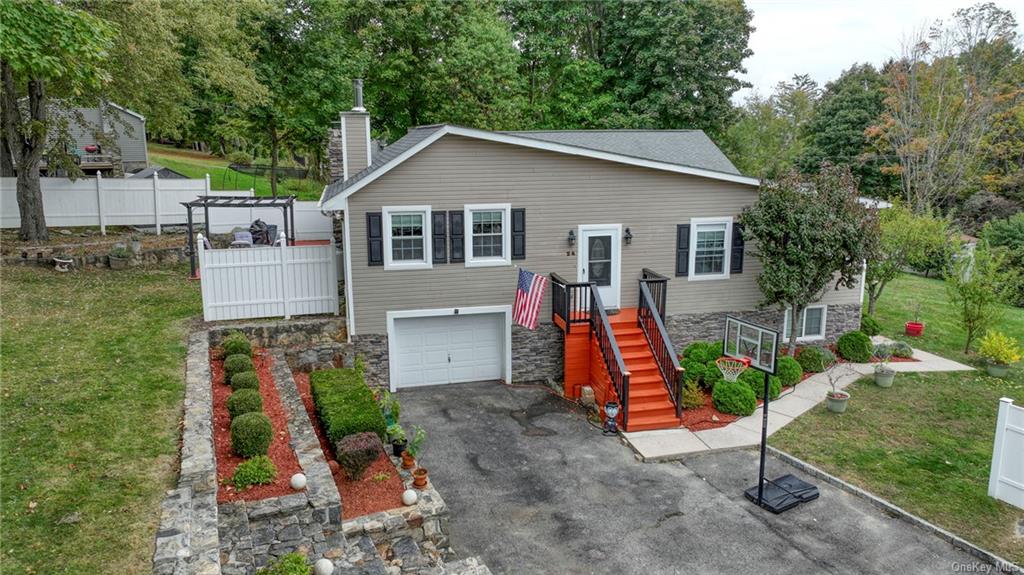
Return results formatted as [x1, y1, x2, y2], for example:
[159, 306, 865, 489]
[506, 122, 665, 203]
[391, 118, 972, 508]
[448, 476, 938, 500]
[393, 313, 504, 388]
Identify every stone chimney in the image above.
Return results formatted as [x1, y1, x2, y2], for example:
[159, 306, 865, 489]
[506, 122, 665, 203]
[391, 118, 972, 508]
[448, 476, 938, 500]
[327, 79, 371, 183]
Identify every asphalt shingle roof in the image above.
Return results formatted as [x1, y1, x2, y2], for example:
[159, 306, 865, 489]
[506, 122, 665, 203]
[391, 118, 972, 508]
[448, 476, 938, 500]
[322, 125, 742, 204]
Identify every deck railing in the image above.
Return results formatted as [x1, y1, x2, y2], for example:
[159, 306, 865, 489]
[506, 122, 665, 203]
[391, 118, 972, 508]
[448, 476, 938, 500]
[638, 269, 684, 418]
[550, 272, 591, 334]
[590, 287, 631, 429]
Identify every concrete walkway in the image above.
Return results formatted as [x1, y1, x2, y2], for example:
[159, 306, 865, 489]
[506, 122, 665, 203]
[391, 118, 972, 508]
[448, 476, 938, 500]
[622, 338, 974, 461]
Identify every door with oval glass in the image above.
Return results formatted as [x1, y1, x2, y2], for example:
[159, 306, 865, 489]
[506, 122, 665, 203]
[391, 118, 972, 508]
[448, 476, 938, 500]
[577, 224, 622, 309]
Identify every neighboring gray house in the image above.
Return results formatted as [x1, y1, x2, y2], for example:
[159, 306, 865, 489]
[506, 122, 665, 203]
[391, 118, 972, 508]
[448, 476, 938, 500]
[43, 102, 149, 175]
[319, 83, 863, 431]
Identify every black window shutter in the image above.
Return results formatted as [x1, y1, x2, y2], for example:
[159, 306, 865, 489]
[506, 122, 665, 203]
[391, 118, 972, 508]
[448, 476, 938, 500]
[511, 208, 526, 260]
[432, 211, 448, 263]
[730, 224, 744, 274]
[367, 212, 383, 266]
[449, 211, 465, 263]
[676, 224, 690, 276]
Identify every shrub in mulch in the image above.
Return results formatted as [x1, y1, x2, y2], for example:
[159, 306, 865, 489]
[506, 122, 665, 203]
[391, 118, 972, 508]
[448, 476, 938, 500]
[712, 381, 757, 416]
[860, 314, 882, 336]
[231, 412, 273, 457]
[224, 354, 254, 382]
[681, 380, 705, 409]
[335, 432, 385, 481]
[311, 368, 387, 444]
[775, 356, 803, 387]
[222, 331, 252, 358]
[796, 346, 837, 373]
[232, 455, 277, 490]
[227, 388, 263, 419]
[738, 368, 781, 400]
[837, 330, 873, 362]
[231, 370, 260, 391]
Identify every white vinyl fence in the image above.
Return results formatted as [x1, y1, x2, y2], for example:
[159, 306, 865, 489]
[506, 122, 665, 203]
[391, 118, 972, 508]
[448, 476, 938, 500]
[197, 233, 339, 322]
[1, 175, 333, 240]
[989, 397, 1024, 510]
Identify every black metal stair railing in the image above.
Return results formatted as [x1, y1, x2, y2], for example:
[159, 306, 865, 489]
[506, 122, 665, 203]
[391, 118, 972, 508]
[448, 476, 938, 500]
[590, 286, 631, 430]
[638, 269, 684, 418]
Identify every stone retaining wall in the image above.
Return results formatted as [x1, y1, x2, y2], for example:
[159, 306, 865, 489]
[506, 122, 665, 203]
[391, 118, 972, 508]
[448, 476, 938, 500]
[3, 245, 187, 269]
[208, 318, 347, 349]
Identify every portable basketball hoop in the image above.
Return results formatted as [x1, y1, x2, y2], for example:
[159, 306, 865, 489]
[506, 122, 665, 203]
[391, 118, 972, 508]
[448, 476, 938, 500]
[716, 356, 750, 382]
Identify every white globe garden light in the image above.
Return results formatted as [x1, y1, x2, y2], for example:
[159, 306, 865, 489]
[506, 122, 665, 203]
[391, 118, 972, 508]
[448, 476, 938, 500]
[313, 557, 334, 575]
[290, 473, 307, 490]
[401, 489, 418, 506]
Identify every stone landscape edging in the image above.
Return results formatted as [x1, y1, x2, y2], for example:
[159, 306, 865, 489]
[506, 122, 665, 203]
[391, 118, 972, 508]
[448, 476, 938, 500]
[769, 447, 1024, 575]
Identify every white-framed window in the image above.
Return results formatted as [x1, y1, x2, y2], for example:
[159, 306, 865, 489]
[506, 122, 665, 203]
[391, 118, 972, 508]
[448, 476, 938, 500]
[383, 205, 432, 270]
[783, 305, 828, 341]
[689, 216, 732, 280]
[464, 203, 511, 267]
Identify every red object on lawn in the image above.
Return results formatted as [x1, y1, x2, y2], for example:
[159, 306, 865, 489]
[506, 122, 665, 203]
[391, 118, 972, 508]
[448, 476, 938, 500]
[905, 321, 925, 336]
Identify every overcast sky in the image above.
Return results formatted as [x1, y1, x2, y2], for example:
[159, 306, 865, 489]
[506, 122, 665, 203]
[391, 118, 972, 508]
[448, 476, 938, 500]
[733, 0, 1023, 103]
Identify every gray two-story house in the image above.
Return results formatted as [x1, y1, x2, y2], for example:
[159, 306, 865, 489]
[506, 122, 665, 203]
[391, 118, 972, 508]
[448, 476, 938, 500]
[320, 83, 862, 431]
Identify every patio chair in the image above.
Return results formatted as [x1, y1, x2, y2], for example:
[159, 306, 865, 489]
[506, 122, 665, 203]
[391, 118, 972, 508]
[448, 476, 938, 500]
[230, 231, 254, 248]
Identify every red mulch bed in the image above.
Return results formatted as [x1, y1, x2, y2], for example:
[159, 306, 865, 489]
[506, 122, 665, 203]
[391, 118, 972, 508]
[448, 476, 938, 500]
[293, 371, 405, 519]
[212, 349, 303, 503]
[680, 391, 740, 431]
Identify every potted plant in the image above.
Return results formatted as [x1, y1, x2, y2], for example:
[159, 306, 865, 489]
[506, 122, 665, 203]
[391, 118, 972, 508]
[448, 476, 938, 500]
[824, 361, 850, 413]
[905, 303, 924, 336]
[977, 331, 1021, 378]
[108, 246, 131, 270]
[873, 345, 895, 388]
[52, 252, 74, 272]
[387, 423, 407, 457]
[378, 391, 400, 426]
[401, 425, 425, 470]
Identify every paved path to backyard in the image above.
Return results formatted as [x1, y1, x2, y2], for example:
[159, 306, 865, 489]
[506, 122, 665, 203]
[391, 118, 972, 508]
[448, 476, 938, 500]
[399, 381, 980, 575]
[622, 338, 975, 461]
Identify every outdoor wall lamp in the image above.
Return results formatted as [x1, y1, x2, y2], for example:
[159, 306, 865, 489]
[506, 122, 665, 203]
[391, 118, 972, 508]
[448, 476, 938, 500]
[567, 229, 576, 247]
[603, 401, 620, 435]
[624, 227, 633, 245]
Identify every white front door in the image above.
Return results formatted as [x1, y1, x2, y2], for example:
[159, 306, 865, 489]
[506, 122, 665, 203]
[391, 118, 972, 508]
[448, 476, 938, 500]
[392, 313, 504, 388]
[578, 224, 622, 309]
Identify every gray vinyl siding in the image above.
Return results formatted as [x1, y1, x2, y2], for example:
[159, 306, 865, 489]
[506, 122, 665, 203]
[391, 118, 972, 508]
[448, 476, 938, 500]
[348, 135, 861, 335]
[342, 112, 369, 176]
[56, 105, 147, 168]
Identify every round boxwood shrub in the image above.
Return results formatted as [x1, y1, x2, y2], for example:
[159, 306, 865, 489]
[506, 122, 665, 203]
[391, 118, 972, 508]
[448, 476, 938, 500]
[712, 381, 757, 416]
[222, 331, 252, 358]
[224, 354, 254, 382]
[232, 455, 277, 490]
[860, 315, 881, 337]
[738, 368, 781, 400]
[231, 370, 260, 392]
[837, 331, 873, 362]
[796, 346, 837, 373]
[231, 412, 273, 457]
[775, 355, 803, 387]
[227, 388, 263, 419]
[702, 359, 724, 391]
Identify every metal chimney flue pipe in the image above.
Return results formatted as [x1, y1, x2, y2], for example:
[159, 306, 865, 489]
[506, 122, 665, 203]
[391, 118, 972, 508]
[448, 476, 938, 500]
[352, 79, 364, 111]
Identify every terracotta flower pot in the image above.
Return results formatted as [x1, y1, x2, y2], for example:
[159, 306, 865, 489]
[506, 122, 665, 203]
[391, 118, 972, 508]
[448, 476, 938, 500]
[905, 321, 924, 336]
[412, 467, 429, 489]
[401, 451, 415, 470]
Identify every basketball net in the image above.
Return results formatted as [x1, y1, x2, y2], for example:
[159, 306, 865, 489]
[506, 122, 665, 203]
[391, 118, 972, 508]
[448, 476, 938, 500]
[716, 357, 751, 382]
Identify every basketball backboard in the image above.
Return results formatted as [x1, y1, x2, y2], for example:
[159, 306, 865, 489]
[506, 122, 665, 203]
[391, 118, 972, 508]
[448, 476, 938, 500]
[723, 316, 779, 375]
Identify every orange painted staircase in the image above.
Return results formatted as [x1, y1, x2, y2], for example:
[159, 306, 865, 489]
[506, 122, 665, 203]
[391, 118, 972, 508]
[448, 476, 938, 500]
[607, 308, 683, 431]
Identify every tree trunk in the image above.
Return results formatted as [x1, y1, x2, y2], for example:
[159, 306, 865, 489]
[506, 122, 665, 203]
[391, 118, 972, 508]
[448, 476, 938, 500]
[2, 62, 48, 241]
[16, 168, 47, 241]
[0, 133, 13, 177]
[787, 303, 802, 356]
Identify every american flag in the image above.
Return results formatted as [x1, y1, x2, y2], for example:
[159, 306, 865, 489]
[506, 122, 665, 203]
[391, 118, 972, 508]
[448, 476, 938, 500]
[513, 268, 547, 330]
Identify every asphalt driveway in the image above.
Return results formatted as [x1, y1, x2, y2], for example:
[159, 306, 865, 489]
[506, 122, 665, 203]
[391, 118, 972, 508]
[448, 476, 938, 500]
[399, 381, 982, 575]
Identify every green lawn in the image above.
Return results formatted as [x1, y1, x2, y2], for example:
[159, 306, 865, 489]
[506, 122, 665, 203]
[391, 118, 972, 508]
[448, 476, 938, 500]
[0, 264, 201, 574]
[148, 143, 324, 200]
[772, 273, 1024, 564]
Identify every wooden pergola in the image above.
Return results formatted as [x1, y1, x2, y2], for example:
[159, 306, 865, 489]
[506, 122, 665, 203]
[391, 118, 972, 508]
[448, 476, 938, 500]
[181, 195, 297, 277]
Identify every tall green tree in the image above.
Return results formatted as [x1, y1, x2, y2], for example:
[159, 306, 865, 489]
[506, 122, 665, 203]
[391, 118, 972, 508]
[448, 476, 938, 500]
[739, 165, 878, 355]
[0, 0, 114, 241]
[946, 241, 1010, 352]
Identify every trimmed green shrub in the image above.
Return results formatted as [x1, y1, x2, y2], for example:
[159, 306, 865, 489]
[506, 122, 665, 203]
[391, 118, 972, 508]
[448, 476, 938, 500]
[860, 315, 881, 336]
[227, 388, 263, 419]
[712, 381, 757, 416]
[702, 359, 723, 391]
[232, 455, 277, 489]
[681, 380, 705, 409]
[681, 341, 723, 388]
[226, 151, 253, 167]
[231, 412, 273, 457]
[222, 331, 252, 358]
[837, 331, 873, 362]
[891, 341, 914, 358]
[231, 371, 260, 391]
[255, 553, 310, 575]
[224, 354, 254, 382]
[738, 368, 781, 400]
[310, 368, 387, 444]
[775, 356, 802, 387]
[335, 432, 384, 480]
[796, 346, 836, 373]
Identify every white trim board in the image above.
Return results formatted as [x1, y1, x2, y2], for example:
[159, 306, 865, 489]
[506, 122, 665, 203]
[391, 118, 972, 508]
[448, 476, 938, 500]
[385, 305, 514, 392]
[320, 125, 761, 210]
